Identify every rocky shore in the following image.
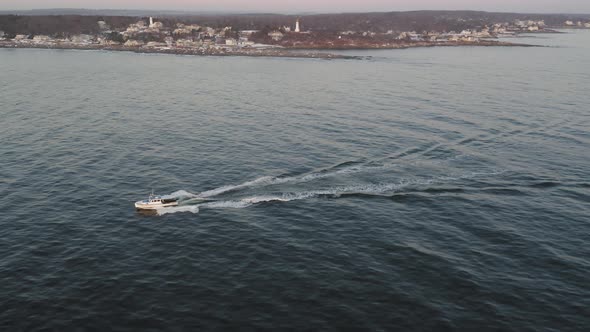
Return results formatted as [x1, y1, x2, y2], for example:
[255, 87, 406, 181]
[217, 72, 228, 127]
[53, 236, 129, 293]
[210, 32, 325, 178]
[288, 40, 540, 50]
[0, 40, 538, 60]
[0, 41, 364, 59]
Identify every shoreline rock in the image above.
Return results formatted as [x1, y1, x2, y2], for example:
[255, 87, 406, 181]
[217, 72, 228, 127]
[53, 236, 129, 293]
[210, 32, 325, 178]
[0, 40, 540, 59]
[0, 42, 365, 59]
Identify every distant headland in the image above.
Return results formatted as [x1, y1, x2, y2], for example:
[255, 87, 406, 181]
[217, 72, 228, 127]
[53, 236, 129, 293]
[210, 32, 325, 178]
[1, 10, 588, 59]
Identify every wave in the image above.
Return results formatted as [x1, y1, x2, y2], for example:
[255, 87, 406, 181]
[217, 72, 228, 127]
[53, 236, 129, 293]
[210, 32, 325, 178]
[156, 168, 505, 216]
[162, 190, 198, 199]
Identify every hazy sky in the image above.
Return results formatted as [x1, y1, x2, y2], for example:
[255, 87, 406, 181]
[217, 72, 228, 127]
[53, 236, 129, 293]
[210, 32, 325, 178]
[1, 0, 589, 13]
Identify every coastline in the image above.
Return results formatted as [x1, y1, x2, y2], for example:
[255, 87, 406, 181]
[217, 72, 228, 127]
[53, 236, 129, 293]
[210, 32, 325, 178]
[0, 40, 539, 59]
[287, 40, 540, 50]
[0, 42, 363, 59]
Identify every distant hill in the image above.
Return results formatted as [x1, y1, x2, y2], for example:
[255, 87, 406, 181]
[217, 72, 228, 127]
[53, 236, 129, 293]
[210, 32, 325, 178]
[167, 11, 589, 32]
[0, 8, 247, 16]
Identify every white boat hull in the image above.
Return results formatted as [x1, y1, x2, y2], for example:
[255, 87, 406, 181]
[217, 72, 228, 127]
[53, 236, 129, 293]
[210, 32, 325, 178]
[135, 201, 179, 210]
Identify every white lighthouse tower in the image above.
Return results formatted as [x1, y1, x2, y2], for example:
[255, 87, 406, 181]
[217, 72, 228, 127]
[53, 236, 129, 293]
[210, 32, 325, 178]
[295, 18, 300, 33]
[149, 17, 154, 28]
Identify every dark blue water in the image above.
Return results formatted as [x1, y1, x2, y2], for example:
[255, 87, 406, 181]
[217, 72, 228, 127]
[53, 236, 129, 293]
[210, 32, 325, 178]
[1, 30, 589, 330]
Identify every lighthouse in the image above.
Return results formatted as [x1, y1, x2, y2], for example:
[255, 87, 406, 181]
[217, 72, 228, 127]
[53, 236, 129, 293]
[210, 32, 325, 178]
[295, 18, 300, 33]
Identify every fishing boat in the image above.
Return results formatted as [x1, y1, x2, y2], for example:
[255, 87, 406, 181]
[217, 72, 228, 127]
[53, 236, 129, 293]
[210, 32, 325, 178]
[134, 192, 179, 210]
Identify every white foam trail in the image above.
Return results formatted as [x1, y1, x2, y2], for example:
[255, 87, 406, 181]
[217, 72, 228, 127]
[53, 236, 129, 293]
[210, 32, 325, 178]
[196, 176, 278, 198]
[165, 155, 470, 201]
[195, 164, 393, 198]
[156, 205, 199, 216]
[160, 165, 375, 200]
[162, 190, 198, 199]
[157, 169, 507, 215]
[200, 200, 252, 209]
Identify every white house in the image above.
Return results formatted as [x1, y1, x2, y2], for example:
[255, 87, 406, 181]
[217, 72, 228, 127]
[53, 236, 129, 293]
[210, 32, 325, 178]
[71, 34, 93, 44]
[124, 39, 143, 47]
[268, 31, 284, 41]
[33, 35, 53, 42]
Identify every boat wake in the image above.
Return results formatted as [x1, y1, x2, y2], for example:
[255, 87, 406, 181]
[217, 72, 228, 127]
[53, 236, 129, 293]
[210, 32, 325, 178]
[160, 162, 395, 201]
[159, 154, 475, 202]
[156, 167, 506, 216]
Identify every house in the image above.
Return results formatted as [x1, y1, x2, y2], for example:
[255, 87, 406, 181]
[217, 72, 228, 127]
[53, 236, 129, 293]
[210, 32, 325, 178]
[514, 20, 526, 28]
[71, 34, 93, 44]
[268, 31, 284, 41]
[448, 34, 460, 41]
[164, 37, 174, 47]
[124, 39, 143, 47]
[460, 36, 477, 42]
[176, 39, 201, 48]
[149, 20, 164, 29]
[475, 30, 492, 38]
[145, 41, 167, 48]
[33, 35, 53, 43]
[173, 28, 191, 35]
[97, 21, 109, 30]
[239, 40, 255, 47]
[398, 31, 421, 41]
[225, 38, 237, 46]
[175, 25, 202, 35]
[565, 20, 575, 26]
[494, 26, 508, 34]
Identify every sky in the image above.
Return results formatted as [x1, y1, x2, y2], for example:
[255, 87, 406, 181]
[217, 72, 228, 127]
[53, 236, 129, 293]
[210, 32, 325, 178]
[1, 0, 589, 13]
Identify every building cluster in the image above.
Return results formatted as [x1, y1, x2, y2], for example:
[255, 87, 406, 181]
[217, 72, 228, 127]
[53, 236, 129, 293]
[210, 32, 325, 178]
[1, 16, 589, 51]
[118, 17, 262, 50]
[0, 17, 312, 50]
[332, 19, 559, 43]
[394, 29, 493, 42]
[116, 17, 310, 49]
[564, 20, 590, 28]
[0, 17, 288, 50]
[511, 20, 546, 31]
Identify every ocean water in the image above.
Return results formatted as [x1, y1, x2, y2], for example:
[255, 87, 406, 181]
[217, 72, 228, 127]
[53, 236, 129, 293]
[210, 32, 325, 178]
[1, 30, 589, 330]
